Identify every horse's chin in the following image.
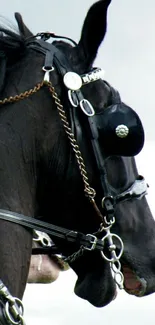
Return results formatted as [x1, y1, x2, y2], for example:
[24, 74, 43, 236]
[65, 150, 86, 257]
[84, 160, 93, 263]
[72, 252, 148, 307]
[73, 262, 147, 307]
[71, 252, 117, 308]
[74, 268, 117, 307]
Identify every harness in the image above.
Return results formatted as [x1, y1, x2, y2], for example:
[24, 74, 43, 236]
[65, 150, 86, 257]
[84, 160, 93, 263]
[0, 32, 148, 325]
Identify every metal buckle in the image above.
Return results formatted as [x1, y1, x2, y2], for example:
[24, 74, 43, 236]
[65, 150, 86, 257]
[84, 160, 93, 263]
[84, 234, 97, 251]
[101, 196, 114, 210]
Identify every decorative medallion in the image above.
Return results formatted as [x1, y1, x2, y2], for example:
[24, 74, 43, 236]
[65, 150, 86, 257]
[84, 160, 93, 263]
[63, 72, 82, 90]
[115, 124, 129, 138]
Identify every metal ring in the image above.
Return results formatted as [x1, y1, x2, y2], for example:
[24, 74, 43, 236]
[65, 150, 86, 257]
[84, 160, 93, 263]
[5, 298, 24, 325]
[113, 269, 124, 290]
[110, 259, 121, 272]
[101, 233, 124, 262]
[68, 90, 79, 107]
[42, 66, 54, 72]
[79, 99, 95, 116]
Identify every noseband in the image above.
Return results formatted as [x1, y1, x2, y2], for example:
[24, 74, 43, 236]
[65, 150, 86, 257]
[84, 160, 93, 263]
[0, 32, 148, 325]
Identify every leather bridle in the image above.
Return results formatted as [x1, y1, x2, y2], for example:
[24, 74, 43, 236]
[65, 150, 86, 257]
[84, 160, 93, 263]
[0, 32, 148, 325]
[0, 32, 148, 277]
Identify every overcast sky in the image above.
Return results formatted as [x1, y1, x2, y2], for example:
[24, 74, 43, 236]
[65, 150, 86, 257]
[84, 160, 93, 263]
[1, 0, 155, 324]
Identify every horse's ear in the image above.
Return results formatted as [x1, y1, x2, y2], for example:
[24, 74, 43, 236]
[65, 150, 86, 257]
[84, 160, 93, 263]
[77, 0, 111, 67]
[15, 12, 33, 38]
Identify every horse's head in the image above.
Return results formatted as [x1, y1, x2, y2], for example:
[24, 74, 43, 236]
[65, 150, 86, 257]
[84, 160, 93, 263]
[0, 0, 155, 316]
[36, 0, 154, 307]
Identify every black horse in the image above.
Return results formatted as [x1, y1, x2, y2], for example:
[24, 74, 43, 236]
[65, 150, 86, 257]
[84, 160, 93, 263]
[0, 0, 155, 324]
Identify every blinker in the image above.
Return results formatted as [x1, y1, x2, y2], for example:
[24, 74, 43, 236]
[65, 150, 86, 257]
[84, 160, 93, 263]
[94, 87, 145, 157]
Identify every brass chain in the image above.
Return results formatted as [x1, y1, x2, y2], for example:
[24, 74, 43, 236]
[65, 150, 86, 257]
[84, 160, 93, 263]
[0, 80, 96, 201]
[0, 81, 44, 105]
[47, 81, 96, 200]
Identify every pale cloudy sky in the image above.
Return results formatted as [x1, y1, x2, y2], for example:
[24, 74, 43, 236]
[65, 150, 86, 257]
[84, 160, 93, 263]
[1, 0, 155, 324]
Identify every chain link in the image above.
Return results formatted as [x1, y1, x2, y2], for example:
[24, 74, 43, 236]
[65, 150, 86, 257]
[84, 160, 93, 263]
[5, 298, 25, 325]
[0, 82, 44, 105]
[47, 82, 96, 200]
[110, 260, 124, 290]
[64, 246, 85, 264]
[100, 219, 124, 289]
[0, 281, 25, 325]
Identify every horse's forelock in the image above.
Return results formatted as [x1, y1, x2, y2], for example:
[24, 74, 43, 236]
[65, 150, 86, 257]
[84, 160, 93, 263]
[0, 17, 30, 93]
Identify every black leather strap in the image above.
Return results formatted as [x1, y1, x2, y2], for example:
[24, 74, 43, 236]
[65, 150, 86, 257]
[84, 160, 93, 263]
[0, 52, 6, 94]
[0, 209, 104, 252]
[32, 246, 60, 255]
